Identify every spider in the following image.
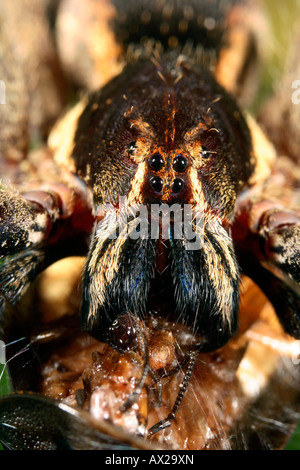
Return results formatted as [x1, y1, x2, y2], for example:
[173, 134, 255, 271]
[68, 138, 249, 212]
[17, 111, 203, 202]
[0, 0, 300, 451]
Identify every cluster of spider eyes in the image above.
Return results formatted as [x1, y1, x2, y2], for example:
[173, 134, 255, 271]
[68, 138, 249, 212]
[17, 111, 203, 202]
[148, 153, 187, 194]
[127, 141, 210, 195]
[148, 147, 210, 194]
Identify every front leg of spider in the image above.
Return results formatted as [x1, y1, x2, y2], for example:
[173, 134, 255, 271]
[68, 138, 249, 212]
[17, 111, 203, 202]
[232, 195, 300, 338]
[0, 181, 93, 308]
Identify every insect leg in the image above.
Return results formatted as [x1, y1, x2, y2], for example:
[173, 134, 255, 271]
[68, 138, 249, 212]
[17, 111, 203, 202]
[119, 313, 149, 413]
[147, 350, 199, 436]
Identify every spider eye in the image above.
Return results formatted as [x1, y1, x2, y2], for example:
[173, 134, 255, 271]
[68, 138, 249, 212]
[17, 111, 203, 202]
[173, 154, 188, 172]
[150, 176, 163, 193]
[127, 141, 138, 156]
[200, 146, 210, 158]
[172, 178, 185, 194]
[148, 153, 164, 171]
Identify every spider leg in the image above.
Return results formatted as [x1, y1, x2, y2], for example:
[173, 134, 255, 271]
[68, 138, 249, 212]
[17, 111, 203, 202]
[258, 19, 300, 165]
[232, 179, 300, 338]
[215, 0, 267, 107]
[0, 179, 94, 307]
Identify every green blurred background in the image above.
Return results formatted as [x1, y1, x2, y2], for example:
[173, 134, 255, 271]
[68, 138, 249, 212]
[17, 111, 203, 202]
[257, 0, 300, 108]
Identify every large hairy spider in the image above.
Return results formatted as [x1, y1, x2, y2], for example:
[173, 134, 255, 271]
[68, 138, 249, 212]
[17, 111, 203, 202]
[0, 0, 299, 451]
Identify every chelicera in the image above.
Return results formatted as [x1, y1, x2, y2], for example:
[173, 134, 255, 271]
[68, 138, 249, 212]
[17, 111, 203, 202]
[0, 0, 300, 449]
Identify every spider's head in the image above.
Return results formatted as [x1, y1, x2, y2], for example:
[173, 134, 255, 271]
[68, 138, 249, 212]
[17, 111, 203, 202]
[73, 54, 254, 352]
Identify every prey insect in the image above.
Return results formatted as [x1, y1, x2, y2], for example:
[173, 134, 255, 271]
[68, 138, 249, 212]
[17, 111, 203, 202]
[0, 0, 300, 450]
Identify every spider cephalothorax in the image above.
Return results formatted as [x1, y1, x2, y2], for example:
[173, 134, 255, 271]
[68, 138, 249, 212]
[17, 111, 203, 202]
[75, 53, 254, 351]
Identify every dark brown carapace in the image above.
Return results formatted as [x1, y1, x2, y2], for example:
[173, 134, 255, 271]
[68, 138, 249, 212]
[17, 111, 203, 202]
[75, 53, 254, 352]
